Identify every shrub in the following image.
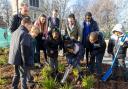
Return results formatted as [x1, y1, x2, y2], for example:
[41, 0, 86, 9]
[82, 75, 95, 89]
[72, 68, 78, 78]
[0, 55, 8, 65]
[40, 65, 60, 89]
[0, 78, 8, 85]
[40, 77, 59, 89]
[60, 83, 73, 89]
[41, 65, 51, 79]
[58, 63, 65, 73]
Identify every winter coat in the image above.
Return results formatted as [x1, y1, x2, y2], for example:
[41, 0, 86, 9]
[45, 31, 62, 58]
[65, 21, 81, 41]
[107, 34, 128, 59]
[81, 19, 99, 48]
[86, 32, 106, 56]
[8, 25, 34, 67]
[108, 23, 128, 59]
[9, 13, 30, 33]
[64, 41, 85, 66]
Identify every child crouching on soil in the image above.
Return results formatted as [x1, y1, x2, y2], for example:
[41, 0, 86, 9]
[107, 24, 128, 81]
[63, 36, 85, 82]
[45, 28, 63, 78]
[86, 31, 106, 78]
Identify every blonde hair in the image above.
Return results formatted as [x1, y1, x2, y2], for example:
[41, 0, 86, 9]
[31, 26, 40, 35]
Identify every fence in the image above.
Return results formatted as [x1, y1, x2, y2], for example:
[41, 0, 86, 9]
[0, 28, 11, 48]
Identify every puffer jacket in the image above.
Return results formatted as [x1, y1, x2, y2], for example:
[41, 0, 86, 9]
[107, 34, 128, 59]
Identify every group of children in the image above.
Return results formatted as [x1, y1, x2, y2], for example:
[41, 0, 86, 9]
[8, 5, 128, 89]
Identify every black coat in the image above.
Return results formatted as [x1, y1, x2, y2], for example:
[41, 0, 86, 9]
[46, 31, 62, 58]
[9, 13, 29, 33]
[86, 32, 106, 56]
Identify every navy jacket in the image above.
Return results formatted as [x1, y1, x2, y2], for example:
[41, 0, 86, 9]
[48, 17, 60, 29]
[81, 19, 99, 48]
[8, 25, 34, 67]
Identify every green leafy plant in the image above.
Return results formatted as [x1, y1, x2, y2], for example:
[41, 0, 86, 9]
[0, 78, 8, 85]
[82, 75, 95, 89]
[72, 68, 78, 78]
[40, 65, 60, 89]
[0, 55, 8, 65]
[60, 83, 73, 89]
[40, 77, 59, 89]
[0, 48, 9, 55]
[58, 63, 65, 72]
[41, 65, 51, 79]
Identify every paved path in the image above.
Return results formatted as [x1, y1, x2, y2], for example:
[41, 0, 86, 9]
[102, 51, 128, 67]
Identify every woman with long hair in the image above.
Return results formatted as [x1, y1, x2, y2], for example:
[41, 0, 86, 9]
[34, 14, 48, 67]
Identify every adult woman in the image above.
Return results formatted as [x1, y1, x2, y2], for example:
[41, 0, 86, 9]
[34, 14, 48, 67]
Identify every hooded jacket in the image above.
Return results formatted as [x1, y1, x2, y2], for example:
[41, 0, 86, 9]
[108, 24, 128, 59]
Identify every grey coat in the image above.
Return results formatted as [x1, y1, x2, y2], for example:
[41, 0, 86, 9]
[8, 25, 34, 67]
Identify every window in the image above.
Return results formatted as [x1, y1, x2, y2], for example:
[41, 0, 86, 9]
[29, 0, 39, 7]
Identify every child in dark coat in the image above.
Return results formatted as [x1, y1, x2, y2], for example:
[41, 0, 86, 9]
[107, 24, 128, 81]
[45, 28, 62, 77]
[8, 17, 33, 89]
[63, 36, 85, 81]
[86, 31, 106, 77]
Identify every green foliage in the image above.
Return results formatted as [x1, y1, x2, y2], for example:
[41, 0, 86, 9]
[0, 78, 8, 85]
[40, 65, 60, 89]
[82, 75, 95, 89]
[72, 68, 78, 81]
[0, 55, 8, 65]
[0, 48, 9, 65]
[58, 63, 65, 72]
[0, 48, 9, 55]
[40, 77, 59, 89]
[72, 68, 78, 77]
[41, 65, 51, 79]
[60, 83, 73, 89]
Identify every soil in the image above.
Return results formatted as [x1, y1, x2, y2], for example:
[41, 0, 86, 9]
[0, 54, 128, 89]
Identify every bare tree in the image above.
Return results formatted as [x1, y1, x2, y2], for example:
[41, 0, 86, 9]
[0, 0, 12, 26]
[40, 0, 70, 29]
[82, 0, 117, 33]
